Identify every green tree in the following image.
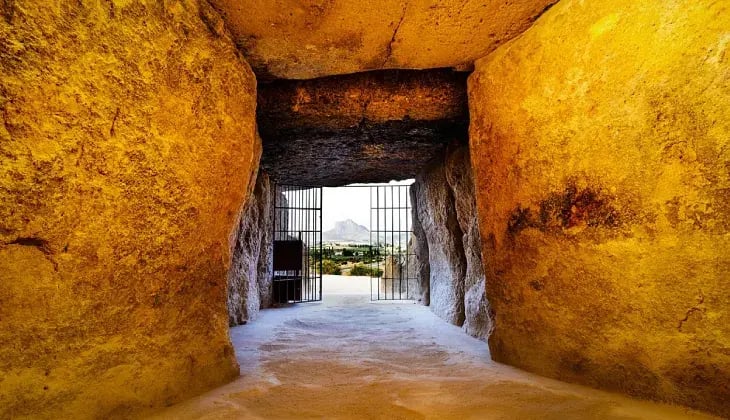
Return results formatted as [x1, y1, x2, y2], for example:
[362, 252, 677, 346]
[350, 264, 383, 277]
[322, 259, 341, 275]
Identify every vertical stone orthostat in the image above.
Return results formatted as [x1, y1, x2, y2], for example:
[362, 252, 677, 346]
[412, 143, 492, 340]
[0, 1, 259, 417]
[469, 0, 730, 416]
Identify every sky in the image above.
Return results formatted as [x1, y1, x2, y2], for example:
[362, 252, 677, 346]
[322, 179, 414, 231]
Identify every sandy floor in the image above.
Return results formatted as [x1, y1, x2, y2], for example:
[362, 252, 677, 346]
[150, 276, 715, 419]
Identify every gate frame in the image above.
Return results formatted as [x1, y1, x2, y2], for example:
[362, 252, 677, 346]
[272, 184, 323, 303]
[366, 183, 416, 301]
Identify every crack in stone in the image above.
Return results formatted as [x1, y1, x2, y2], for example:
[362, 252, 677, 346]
[381, 5, 408, 67]
[8, 236, 59, 271]
[109, 107, 120, 137]
[530, 0, 559, 23]
[444, 171, 468, 326]
[677, 290, 705, 332]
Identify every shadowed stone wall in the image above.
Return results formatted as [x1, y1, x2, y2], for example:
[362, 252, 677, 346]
[258, 69, 468, 186]
[412, 143, 492, 341]
[228, 170, 275, 326]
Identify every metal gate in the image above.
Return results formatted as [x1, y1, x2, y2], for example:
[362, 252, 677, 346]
[272, 185, 323, 303]
[369, 183, 417, 300]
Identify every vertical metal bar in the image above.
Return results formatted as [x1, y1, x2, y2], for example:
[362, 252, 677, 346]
[376, 186, 380, 300]
[406, 185, 410, 299]
[293, 186, 296, 237]
[305, 188, 309, 301]
[311, 187, 314, 301]
[318, 187, 324, 300]
[307, 188, 317, 301]
[312, 188, 314, 299]
[311, 187, 315, 301]
[299, 187, 302, 302]
[383, 185, 385, 300]
[273, 183, 277, 303]
[398, 185, 402, 299]
[287, 186, 290, 302]
[294, 189, 297, 272]
[312, 187, 315, 302]
[308, 187, 311, 301]
[311, 188, 314, 301]
[396, 185, 403, 299]
[382, 185, 386, 300]
[386, 185, 395, 299]
[370, 186, 373, 301]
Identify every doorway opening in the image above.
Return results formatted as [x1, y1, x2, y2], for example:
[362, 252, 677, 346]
[367, 183, 416, 301]
[316, 180, 418, 302]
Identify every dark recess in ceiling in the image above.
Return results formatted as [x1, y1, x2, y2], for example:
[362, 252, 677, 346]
[257, 69, 469, 187]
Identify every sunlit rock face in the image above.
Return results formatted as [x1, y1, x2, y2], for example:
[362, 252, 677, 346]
[208, 0, 557, 79]
[258, 69, 468, 186]
[469, 0, 730, 416]
[0, 1, 258, 417]
[228, 170, 275, 326]
[413, 143, 491, 340]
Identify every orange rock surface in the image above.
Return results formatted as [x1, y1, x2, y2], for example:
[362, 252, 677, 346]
[0, 1, 259, 417]
[209, 0, 556, 79]
[468, 0, 730, 416]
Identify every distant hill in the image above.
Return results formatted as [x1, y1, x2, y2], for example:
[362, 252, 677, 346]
[323, 219, 371, 243]
[322, 219, 411, 246]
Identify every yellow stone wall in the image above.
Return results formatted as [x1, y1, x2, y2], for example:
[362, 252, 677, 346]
[0, 1, 258, 417]
[468, 0, 729, 416]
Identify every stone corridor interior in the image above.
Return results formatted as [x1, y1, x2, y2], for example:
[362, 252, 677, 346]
[0, 1, 728, 419]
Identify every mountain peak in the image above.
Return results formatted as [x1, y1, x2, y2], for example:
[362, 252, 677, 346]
[324, 219, 370, 243]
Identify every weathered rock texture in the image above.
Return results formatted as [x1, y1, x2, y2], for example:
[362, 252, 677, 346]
[228, 170, 275, 326]
[413, 143, 490, 339]
[409, 192, 431, 306]
[0, 1, 259, 418]
[258, 69, 468, 186]
[208, 0, 557, 79]
[444, 145, 493, 340]
[468, 0, 730, 416]
[415, 164, 466, 325]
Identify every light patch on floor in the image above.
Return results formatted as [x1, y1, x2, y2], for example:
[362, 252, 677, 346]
[149, 276, 716, 419]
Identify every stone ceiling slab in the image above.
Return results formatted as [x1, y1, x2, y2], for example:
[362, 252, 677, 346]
[209, 0, 558, 79]
[258, 69, 468, 186]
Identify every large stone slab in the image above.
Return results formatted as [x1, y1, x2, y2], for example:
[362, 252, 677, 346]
[209, 0, 557, 79]
[258, 69, 468, 186]
[412, 143, 491, 339]
[410, 186, 431, 306]
[415, 162, 466, 326]
[0, 1, 259, 417]
[469, 0, 730, 416]
[444, 145, 492, 340]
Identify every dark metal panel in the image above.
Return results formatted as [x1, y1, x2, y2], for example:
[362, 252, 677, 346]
[273, 240, 303, 271]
